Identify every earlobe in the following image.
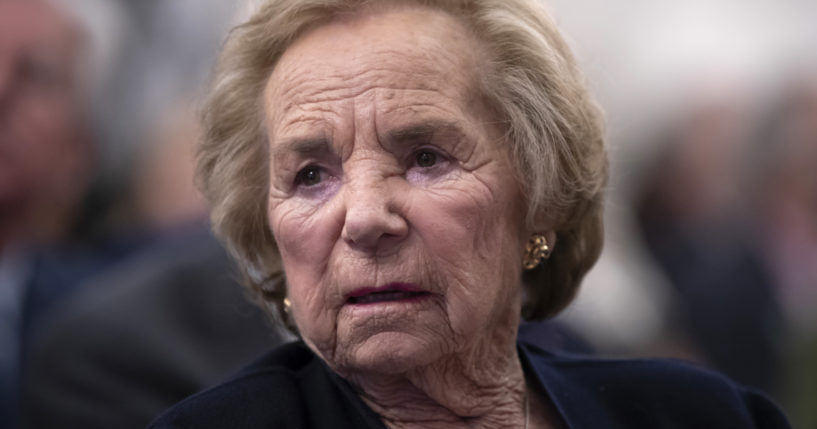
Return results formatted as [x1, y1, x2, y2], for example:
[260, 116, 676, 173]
[522, 231, 556, 270]
[544, 231, 557, 251]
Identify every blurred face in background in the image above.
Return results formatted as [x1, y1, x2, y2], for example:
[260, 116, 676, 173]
[0, 0, 92, 244]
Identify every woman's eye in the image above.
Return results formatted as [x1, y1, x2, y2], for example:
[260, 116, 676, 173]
[415, 151, 437, 168]
[295, 165, 323, 187]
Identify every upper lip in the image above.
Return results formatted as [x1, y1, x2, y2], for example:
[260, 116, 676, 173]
[345, 282, 428, 300]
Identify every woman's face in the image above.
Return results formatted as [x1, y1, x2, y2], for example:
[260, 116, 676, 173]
[265, 7, 529, 375]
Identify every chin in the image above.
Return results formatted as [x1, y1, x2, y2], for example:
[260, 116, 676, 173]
[341, 331, 447, 376]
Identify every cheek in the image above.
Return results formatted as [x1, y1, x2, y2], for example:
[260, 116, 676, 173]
[272, 204, 326, 273]
[408, 173, 525, 333]
[268, 198, 343, 347]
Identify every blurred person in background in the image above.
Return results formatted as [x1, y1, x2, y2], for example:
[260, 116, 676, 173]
[751, 73, 817, 341]
[633, 81, 785, 395]
[18, 1, 287, 427]
[0, 0, 115, 424]
[749, 71, 817, 428]
[631, 70, 817, 428]
[0, 1, 93, 251]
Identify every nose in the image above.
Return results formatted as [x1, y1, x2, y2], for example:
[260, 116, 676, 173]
[341, 176, 408, 252]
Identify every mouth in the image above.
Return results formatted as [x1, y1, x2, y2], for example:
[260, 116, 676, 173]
[346, 283, 430, 305]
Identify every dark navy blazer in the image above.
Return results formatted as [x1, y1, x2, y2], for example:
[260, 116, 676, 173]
[149, 341, 790, 428]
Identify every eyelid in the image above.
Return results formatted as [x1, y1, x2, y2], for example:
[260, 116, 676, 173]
[283, 146, 341, 194]
[293, 162, 329, 186]
[409, 145, 451, 165]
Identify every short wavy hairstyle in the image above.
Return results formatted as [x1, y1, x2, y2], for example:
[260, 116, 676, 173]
[197, 0, 608, 329]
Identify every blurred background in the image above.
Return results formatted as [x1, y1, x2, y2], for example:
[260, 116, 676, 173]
[548, 1, 817, 428]
[0, 0, 814, 427]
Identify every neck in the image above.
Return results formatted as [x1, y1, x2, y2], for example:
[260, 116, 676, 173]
[346, 329, 528, 429]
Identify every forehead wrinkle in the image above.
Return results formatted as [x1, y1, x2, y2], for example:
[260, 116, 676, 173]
[265, 11, 492, 166]
[378, 99, 461, 121]
[275, 105, 340, 135]
[277, 68, 449, 111]
[267, 6, 489, 109]
[267, 42, 480, 124]
[271, 41, 464, 98]
[359, 47, 463, 83]
[272, 84, 459, 144]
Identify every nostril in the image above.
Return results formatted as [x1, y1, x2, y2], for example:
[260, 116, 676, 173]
[341, 215, 372, 246]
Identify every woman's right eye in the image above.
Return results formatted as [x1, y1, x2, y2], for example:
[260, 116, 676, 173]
[414, 150, 438, 168]
[295, 165, 324, 187]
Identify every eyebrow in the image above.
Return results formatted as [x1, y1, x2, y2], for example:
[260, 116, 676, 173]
[271, 136, 333, 157]
[384, 120, 467, 148]
[271, 120, 469, 156]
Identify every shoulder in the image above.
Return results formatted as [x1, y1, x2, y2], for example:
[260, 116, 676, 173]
[148, 342, 385, 429]
[520, 342, 791, 428]
[526, 342, 737, 394]
[148, 341, 318, 429]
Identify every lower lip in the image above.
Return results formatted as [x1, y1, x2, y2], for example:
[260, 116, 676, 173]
[346, 291, 432, 306]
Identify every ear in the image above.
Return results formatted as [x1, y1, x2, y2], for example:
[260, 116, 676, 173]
[529, 211, 558, 251]
[525, 230, 556, 252]
[543, 230, 557, 251]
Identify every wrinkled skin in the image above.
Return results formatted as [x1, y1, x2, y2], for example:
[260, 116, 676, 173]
[265, 6, 549, 428]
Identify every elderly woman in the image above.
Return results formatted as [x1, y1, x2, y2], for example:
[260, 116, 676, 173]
[150, 0, 790, 428]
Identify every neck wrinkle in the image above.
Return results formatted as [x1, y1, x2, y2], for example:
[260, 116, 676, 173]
[347, 339, 528, 429]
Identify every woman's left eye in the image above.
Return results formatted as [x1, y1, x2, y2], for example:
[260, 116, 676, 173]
[295, 165, 324, 187]
[414, 150, 438, 168]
